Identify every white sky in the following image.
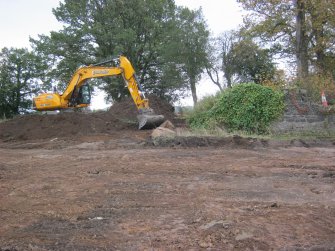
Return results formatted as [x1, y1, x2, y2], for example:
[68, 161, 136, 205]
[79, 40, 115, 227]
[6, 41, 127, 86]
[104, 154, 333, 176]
[0, 0, 244, 107]
[175, 0, 244, 34]
[0, 0, 62, 49]
[175, 0, 244, 105]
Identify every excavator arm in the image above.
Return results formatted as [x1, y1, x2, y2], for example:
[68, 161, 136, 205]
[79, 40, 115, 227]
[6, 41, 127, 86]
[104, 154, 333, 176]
[33, 56, 165, 129]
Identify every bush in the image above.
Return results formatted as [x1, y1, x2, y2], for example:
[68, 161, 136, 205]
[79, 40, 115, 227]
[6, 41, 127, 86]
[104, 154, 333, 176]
[187, 83, 284, 134]
[186, 94, 219, 129]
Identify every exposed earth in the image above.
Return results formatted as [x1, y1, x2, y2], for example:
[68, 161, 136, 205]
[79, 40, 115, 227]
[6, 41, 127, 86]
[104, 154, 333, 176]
[0, 97, 334, 250]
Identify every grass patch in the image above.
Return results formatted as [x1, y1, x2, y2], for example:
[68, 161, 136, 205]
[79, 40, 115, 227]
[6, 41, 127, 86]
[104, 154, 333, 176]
[178, 127, 335, 141]
[177, 127, 272, 140]
[271, 130, 335, 141]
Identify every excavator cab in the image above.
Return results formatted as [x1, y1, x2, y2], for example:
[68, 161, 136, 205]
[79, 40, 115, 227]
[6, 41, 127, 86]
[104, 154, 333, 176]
[77, 84, 91, 105]
[70, 84, 91, 107]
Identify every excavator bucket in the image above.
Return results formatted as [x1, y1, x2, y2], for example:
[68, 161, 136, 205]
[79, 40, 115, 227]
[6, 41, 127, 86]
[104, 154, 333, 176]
[137, 110, 165, 130]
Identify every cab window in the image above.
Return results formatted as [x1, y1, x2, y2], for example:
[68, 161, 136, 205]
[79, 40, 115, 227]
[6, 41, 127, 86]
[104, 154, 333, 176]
[78, 84, 91, 104]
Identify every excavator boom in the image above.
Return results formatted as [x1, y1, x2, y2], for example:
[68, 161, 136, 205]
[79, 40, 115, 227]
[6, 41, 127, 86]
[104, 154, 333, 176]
[33, 56, 165, 129]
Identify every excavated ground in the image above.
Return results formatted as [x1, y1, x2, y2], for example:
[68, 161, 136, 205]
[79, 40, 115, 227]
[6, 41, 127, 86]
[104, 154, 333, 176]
[0, 95, 177, 141]
[0, 97, 335, 250]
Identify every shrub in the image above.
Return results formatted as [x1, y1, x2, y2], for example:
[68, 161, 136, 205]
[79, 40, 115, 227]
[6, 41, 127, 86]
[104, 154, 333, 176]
[187, 83, 284, 134]
[187, 94, 219, 129]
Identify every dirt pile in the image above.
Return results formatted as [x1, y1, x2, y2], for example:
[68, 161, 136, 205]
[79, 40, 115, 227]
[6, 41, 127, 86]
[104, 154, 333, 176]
[0, 112, 131, 141]
[0, 95, 176, 141]
[108, 94, 176, 122]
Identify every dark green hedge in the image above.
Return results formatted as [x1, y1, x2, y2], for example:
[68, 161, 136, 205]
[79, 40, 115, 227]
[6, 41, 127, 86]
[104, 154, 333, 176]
[187, 83, 284, 134]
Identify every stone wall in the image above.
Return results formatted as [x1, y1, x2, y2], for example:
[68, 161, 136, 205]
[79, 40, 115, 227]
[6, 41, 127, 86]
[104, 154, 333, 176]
[271, 90, 335, 133]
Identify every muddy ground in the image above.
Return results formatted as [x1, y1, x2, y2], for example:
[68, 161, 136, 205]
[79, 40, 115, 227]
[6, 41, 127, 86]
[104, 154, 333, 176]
[0, 97, 335, 250]
[0, 133, 334, 250]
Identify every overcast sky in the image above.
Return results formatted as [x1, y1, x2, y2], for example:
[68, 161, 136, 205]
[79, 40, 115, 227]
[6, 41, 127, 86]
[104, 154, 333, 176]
[175, 0, 244, 34]
[0, 0, 244, 48]
[0, 0, 245, 106]
[0, 0, 62, 48]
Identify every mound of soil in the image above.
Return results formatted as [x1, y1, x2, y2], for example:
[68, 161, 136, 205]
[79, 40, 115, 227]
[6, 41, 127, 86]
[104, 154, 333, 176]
[0, 95, 176, 141]
[108, 95, 175, 122]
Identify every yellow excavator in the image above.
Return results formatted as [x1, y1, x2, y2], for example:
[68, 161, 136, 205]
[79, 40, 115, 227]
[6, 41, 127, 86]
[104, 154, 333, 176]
[33, 56, 165, 129]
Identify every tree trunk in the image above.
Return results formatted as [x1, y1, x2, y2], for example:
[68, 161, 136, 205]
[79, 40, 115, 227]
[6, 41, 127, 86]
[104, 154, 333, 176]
[311, 11, 327, 73]
[226, 73, 232, 88]
[206, 67, 223, 91]
[190, 76, 198, 105]
[222, 58, 233, 88]
[14, 67, 22, 114]
[296, 0, 309, 79]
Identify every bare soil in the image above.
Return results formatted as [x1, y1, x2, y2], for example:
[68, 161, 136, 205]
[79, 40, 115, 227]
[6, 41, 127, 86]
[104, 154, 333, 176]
[0, 95, 176, 141]
[0, 98, 335, 250]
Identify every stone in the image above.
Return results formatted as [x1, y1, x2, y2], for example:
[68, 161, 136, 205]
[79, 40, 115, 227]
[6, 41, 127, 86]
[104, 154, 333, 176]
[200, 220, 233, 230]
[270, 202, 278, 208]
[235, 231, 254, 241]
[151, 127, 176, 139]
[159, 120, 175, 130]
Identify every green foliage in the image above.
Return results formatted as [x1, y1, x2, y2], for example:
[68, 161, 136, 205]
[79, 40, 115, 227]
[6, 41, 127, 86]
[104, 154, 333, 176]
[0, 48, 46, 118]
[206, 31, 237, 89]
[229, 39, 276, 84]
[213, 83, 284, 134]
[172, 7, 210, 104]
[237, 0, 335, 77]
[187, 94, 219, 129]
[187, 83, 284, 134]
[207, 33, 277, 89]
[30, 0, 209, 103]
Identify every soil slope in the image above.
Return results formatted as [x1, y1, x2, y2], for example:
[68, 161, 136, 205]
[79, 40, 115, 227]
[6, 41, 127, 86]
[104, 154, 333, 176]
[0, 95, 175, 141]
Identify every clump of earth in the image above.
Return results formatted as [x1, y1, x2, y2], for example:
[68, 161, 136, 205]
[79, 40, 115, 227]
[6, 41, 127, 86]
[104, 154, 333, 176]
[0, 95, 176, 141]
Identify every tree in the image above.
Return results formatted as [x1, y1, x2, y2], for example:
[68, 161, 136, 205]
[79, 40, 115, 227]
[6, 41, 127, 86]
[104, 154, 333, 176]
[237, 0, 335, 78]
[31, 0, 209, 104]
[206, 33, 276, 87]
[31, 27, 96, 91]
[206, 31, 237, 89]
[307, 1, 335, 75]
[0, 48, 45, 118]
[295, 0, 309, 79]
[31, 0, 176, 100]
[172, 7, 210, 104]
[229, 39, 276, 84]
